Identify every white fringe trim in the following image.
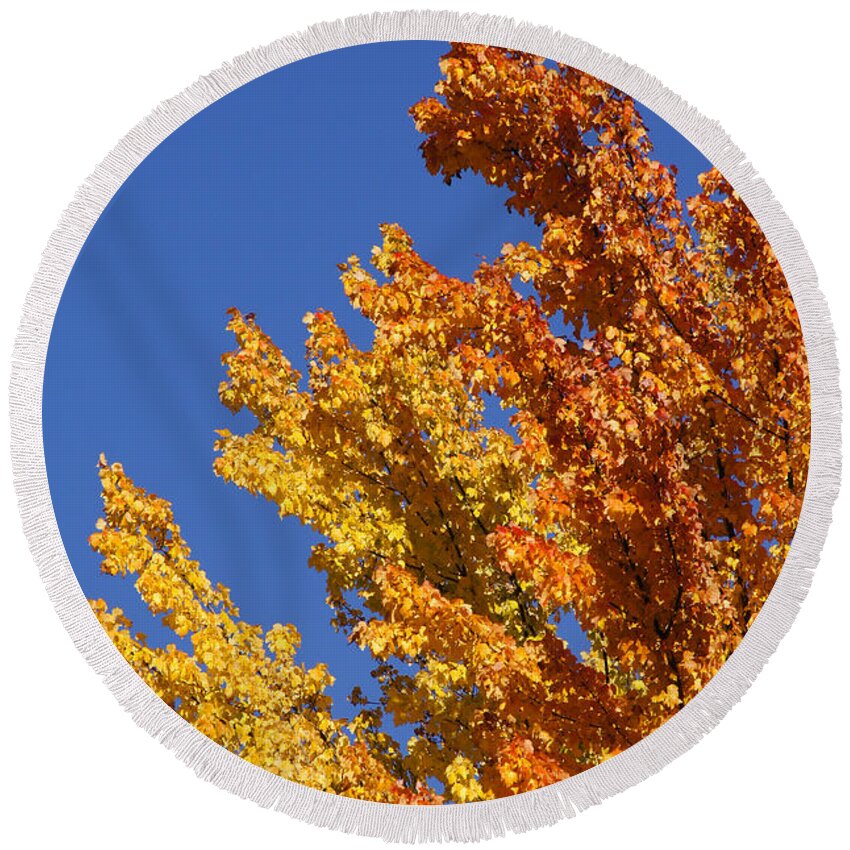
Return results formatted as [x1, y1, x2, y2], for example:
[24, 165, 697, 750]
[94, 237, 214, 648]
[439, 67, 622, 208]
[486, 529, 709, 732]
[8, 10, 841, 843]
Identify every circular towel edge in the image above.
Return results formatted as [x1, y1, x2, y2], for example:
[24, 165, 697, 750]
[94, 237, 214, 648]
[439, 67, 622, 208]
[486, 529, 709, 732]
[8, 9, 842, 843]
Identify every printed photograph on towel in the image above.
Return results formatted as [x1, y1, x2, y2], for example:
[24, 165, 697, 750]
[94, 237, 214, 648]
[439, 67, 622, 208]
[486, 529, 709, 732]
[44, 41, 810, 803]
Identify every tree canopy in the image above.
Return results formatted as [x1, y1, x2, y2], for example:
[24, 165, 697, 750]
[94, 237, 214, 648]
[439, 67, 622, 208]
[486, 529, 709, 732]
[88, 43, 809, 803]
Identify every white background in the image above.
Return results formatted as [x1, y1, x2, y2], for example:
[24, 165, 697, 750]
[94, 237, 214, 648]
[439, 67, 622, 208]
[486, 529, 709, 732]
[2, 2, 847, 847]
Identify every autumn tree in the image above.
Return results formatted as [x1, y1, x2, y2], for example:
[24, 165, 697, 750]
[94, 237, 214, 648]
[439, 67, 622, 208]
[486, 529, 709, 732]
[89, 43, 809, 803]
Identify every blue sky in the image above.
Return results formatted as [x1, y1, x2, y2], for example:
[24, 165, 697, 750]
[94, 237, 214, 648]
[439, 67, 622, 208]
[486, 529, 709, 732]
[44, 40, 709, 719]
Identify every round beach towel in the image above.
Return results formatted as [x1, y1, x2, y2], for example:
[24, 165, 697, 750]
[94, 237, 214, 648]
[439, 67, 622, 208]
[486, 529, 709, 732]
[11, 12, 840, 841]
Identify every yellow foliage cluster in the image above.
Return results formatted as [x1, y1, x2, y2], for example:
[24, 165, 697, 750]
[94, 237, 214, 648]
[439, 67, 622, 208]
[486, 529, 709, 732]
[90, 459, 437, 803]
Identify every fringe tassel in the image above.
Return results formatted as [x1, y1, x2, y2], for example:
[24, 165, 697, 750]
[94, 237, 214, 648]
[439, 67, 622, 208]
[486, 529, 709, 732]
[8, 10, 841, 843]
